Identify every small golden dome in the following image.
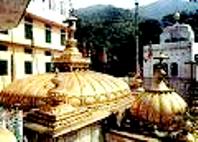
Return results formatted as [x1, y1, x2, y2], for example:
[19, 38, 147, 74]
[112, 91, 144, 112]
[0, 127, 16, 142]
[0, 71, 131, 108]
[130, 54, 187, 130]
[131, 90, 187, 127]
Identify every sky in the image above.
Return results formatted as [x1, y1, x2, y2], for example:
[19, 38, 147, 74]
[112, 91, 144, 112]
[72, 0, 159, 9]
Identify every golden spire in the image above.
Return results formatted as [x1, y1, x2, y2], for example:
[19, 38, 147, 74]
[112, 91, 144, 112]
[53, 16, 90, 72]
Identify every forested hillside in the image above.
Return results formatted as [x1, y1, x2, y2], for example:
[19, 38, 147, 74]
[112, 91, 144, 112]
[75, 5, 198, 76]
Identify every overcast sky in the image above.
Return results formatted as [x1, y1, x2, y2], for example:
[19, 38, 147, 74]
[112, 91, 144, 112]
[72, 0, 159, 9]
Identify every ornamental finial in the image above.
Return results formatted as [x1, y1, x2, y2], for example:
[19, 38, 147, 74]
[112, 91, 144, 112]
[174, 12, 180, 22]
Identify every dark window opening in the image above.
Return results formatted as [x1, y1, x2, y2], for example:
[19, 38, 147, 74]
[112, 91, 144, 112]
[60, 29, 66, 45]
[45, 51, 51, 56]
[0, 30, 8, 34]
[24, 48, 33, 54]
[24, 17, 33, 39]
[179, 37, 188, 41]
[25, 61, 33, 74]
[171, 38, 178, 42]
[171, 62, 178, 76]
[45, 24, 51, 43]
[165, 39, 171, 43]
[0, 44, 8, 51]
[45, 62, 53, 73]
[0, 60, 8, 75]
[195, 54, 198, 63]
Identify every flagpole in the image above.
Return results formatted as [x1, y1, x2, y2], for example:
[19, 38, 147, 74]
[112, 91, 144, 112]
[11, 30, 15, 82]
[135, 0, 139, 74]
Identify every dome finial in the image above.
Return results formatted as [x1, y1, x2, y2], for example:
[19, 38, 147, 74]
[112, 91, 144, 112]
[152, 52, 169, 91]
[53, 15, 91, 72]
[174, 12, 180, 22]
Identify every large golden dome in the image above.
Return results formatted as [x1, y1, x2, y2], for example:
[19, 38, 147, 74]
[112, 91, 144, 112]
[0, 71, 131, 108]
[1, 16, 134, 136]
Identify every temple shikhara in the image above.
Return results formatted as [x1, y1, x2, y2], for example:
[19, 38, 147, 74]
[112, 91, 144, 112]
[144, 12, 198, 80]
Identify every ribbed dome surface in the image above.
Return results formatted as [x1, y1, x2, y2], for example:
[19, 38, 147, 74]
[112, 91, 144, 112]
[131, 90, 187, 126]
[0, 71, 130, 108]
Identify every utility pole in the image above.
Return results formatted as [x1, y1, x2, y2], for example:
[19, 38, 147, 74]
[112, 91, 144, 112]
[134, 0, 139, 74]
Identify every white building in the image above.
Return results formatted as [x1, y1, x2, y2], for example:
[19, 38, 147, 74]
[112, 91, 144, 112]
[143, 21, 198, 81]
[0, 0, 71, 90]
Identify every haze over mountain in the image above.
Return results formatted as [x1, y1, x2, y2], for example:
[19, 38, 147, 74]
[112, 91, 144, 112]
[77, 0, 198, 19]
[138, 0, 198, 19]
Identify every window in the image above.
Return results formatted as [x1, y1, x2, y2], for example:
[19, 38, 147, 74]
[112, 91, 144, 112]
[0, 44, 8, 51]
[45, 24, 51, 43]
[24, 48, 33, 54]
[0, 60, 8, 75]
[171, 62, 178, 76]
[0, 30, 8, 34]
[24, 61, 33, 74]
[165, 39, 171, 43]
[45, 62, 52, 73]
[24, 17, 33, 39]
[44, 51, 51, 56]
[60, 29, 66, 45]
[195, 54, 198, 62]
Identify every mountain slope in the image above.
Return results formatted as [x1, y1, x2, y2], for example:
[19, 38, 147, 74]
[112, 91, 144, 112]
[138, 0, 198, 19]
[77, 0, 198, 20]
[77, 5, 133, 23]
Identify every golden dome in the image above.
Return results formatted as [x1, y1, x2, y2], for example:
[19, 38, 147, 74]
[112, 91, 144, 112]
[0, 127, 16, 142]
[0, 71, 131, 108]
[131, 90, 187, 126]
[131, 68, 187, 129]
[130, 55, 187, 130]
[131, 79, 187, 130]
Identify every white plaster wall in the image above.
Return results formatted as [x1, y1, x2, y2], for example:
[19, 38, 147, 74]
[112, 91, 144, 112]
[0, 45, 60, 90]
[0, 18, 66, 51]
[27, 0, 69, 24]
[143, 43, 192, 79]
[0, 1, 69, 91]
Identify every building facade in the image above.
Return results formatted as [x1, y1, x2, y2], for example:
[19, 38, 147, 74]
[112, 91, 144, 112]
[0, 0, 70, 90]
[143, 22, 198, 81]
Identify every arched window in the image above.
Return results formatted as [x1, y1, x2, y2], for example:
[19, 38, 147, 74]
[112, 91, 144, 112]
[170, 62, 178, 76]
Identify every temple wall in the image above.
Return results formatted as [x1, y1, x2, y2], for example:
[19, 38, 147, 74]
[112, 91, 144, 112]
[24, 123, 104, 142]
